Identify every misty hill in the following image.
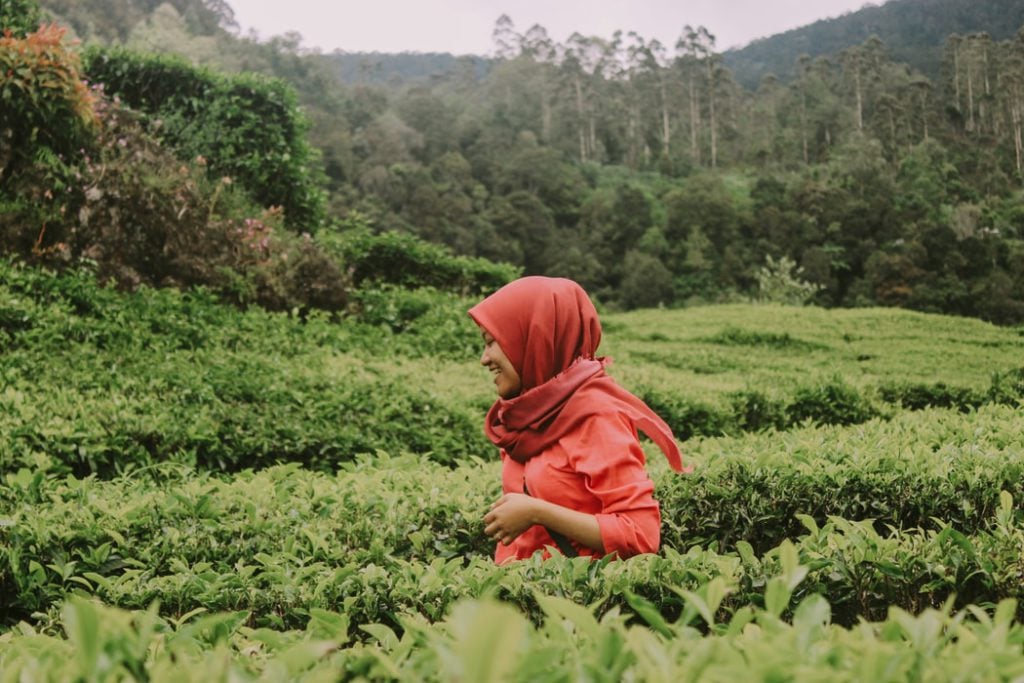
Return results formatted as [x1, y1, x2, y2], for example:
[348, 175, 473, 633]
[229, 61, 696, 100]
[325, 51, 491, 85]
[723, 0, 1024, 88]
[324, 0, 1024, 90]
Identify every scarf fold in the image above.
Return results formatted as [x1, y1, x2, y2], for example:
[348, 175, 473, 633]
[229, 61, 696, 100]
[484, 357, 689, 472]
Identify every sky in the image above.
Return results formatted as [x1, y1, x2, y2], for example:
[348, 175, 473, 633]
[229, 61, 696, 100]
[224, 0, 881, 56]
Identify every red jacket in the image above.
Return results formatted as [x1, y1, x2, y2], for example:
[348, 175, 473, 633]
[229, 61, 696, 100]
[495, 410, 660, 563]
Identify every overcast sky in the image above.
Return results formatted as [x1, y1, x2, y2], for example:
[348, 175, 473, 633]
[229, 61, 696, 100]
[225, 0, 882, 56]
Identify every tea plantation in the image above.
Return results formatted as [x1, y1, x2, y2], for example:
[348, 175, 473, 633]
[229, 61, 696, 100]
[2, 259, 1024, 680]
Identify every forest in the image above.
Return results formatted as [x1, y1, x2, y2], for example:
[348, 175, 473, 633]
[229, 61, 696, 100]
[8, 0, 1024, 324]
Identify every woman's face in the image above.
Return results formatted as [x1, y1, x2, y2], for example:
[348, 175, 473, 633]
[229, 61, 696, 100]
[480, 330, 522, 399]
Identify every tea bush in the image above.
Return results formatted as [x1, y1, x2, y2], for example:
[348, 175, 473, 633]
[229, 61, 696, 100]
[0, 260, 482, 476]
[879, 381, 987, 411]
[785, 376, 883, 426]
[320, 227, 519, 295]
[5, 424, 1024, 630]
[3, 590, 1024, 682]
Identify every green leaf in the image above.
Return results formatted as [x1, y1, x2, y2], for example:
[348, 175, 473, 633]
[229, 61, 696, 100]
[792, 593, 831, 629]
[534, 592, 600, 640]
[764, 577, 792, 618]
[448, 600, 528, 683]
[308, 608, 351, 643]
[360, 623, 399, 650]
[623, 590, 672, 638]
[62, 598, 101, 672]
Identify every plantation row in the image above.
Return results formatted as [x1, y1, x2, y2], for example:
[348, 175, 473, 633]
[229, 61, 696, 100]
[3, 591, 1023, 681]
[3, 405, 1023, 631]
[3, 261, 1023, 477]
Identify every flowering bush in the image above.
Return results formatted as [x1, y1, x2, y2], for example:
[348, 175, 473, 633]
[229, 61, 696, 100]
[0, 22, 346, 312]
[0, 23, 98, 253]
[81, 46, 327, 230]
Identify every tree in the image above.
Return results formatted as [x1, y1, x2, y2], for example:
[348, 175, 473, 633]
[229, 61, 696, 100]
[620, 250, 675, 309]
[755, 255, 823, 305]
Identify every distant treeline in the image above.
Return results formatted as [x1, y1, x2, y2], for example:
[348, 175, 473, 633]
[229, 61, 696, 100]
[18, 0, 1024, 322]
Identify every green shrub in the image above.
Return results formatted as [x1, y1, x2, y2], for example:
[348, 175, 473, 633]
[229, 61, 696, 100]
[0, 23, 98, 239]
[345, 285, 482, 360]
[638, 388, 735, 440]
[702, 326, 829, 352]
[879, 381, 986, 411]
[3, 84, 347, 312]
[322, 227, 519, 295]
[786, 377, 882, 426]
[729, 390, 787, 432]
[81, 47, 326, 230]
[988, 366, 1024, 405]
[0, 0, 41, 36]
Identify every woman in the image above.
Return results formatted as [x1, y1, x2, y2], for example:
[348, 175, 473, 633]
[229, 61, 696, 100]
[469, 276, 689, 563]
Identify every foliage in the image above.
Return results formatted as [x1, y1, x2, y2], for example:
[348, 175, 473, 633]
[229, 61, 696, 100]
[0, 24, 346, 313]
[0, 0, 41, 36]
[879, 381, 987, 411]
[755, 254, 824, 305]
[2, 89, 347, 312]
[723, 0, 1024, 88]
[3, 255, 1024, 676]
[0, 261, 483, 477]
[320, 226, 519, 295]
[4, 407, 1024, 634]
[80, 46, 326, 230]
[0, 23, 98, 206]
[785, 376, 882, 426]
[12, 1, 1024, 323]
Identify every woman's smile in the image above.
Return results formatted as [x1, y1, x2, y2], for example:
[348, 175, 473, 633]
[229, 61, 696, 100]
[479, 331, 522, 399]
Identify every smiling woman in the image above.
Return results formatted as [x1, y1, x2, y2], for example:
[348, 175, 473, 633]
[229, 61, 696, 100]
[468, 276, 691, 564]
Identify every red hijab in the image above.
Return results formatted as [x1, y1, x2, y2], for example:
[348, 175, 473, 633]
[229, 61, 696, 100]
[468, 277, 688, 472]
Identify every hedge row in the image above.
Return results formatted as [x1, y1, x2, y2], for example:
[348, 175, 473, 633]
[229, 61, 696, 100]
[3, 405, 1024, 628]
[641, 368, 1024, 440]
[3, 586, 1023, 682]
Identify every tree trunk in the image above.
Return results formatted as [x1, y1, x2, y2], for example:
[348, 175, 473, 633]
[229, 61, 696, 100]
[1012, 92, 1023, 176]
[688, 72, 700, 165]
[921, 92, 929, 141]
[854, 67, 864, 131]
[800, 90, 809, 164]
[574, 74, 587, 161]
[660, 79, 671, 157]
[706, 60, 717, 168]
[967, 60, 976, 132]
[953, 42, 961, 111]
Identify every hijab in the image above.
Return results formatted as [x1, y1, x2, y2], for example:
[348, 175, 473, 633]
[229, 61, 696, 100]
[468, 276, 688, 472]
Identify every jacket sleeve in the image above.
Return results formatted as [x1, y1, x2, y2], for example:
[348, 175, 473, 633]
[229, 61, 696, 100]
[565, 413, 661, 557]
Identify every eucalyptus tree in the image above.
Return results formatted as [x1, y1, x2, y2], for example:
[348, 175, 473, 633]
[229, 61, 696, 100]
[839, 35, 887, 135]
[994, 29, 1024, 178]
[675, 25, 709, 166]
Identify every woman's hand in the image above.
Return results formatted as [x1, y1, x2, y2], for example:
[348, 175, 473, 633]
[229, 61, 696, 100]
[484, 493, 538, 545]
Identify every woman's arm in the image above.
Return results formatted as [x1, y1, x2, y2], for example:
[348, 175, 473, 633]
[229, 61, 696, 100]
[484, 493, 605, 553]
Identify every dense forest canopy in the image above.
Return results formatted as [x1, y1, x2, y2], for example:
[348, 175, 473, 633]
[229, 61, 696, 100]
[13, 0, 1024, 324]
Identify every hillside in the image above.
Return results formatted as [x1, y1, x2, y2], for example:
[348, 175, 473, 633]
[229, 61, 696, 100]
[325, 51, 491, 85]
[2, 260, 1021, 477]
[723, 0, 1024, 88]
[303, 0, 1024, 91]
[3, 260, 1024, 677]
